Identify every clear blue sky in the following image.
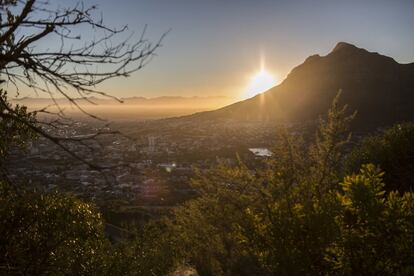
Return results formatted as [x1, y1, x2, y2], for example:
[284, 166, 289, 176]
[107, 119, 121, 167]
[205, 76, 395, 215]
[59, 0, 414, 99]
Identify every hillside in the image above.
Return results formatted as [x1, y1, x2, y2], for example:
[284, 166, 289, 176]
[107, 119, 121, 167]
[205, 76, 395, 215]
[184, 42, 414, 129]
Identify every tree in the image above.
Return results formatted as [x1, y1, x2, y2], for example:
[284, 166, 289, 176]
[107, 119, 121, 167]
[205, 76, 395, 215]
[0, 180, 111, 274]
[167, 93, 356, 275]
[0, 89, 35, 161]
[234, 93, 354, 274]
[0, 0, 165, 169]
[346, 122, 414, 192]
[0, 0, 162, 100]
[166, 95, 414, 275]
[326, 164, 414, 275]
[169, 163, 262, 275]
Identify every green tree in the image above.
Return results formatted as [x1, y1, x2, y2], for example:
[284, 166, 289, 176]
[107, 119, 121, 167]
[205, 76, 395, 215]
[0, 182, 114, 275]
[167, 95, 414, 275]
[113, 221, 179, 275]
[235, 93, 354, 275]
[169, 163, 262, 275]
[326, 164, 414, 275]
[0, 89, 36, 160]
[346, 122, 414, 192]
[168, 93, 356, 275]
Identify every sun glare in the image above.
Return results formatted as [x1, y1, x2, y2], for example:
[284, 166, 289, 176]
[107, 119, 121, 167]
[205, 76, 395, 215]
[244, 69, 278, 99]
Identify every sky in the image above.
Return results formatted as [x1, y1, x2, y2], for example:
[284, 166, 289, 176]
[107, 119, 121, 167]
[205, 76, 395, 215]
[35, 0, 414, 99]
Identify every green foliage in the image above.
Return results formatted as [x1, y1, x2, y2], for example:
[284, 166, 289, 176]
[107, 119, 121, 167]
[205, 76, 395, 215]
[167, 93, 355, 275]
[167, 94, 414, 275]
[109, 221, 179, 275]
[0, 180, 181, 275]
[0, 182, 112, 275]
[168, 164, 261, 275]
[0, 89, 37, 159]
[326, 164, 414, 275]
[346, 122, 414, 192]
[233, 93, 354, 275]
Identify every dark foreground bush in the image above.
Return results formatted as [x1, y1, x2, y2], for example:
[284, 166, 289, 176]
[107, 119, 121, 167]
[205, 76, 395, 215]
[346, 122, 414, 192]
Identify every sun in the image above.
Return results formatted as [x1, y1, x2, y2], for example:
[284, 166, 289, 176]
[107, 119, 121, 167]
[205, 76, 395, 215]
[244, 69, 278, 99]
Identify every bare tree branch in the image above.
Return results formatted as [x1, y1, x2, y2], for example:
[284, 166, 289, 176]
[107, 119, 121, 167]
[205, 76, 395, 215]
[0, 0, 166, 172]
[0, 0, 166, 104]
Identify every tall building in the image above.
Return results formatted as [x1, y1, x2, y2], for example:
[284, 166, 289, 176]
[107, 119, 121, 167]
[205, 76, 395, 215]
[148, 136, 156, 153]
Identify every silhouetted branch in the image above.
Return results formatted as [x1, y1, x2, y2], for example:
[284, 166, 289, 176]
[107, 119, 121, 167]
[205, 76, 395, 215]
[0, 0, 166, 106]
[0, 0, 164, 173]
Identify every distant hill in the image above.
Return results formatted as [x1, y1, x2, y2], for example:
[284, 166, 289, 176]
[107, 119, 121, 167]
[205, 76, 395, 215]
[13, 95, 233, 107]
[184, 42, 414, 129]
[12, 96, 235, 121]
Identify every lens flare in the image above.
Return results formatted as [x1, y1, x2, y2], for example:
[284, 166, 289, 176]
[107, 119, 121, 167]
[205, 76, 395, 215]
[244, 69, 278, 99]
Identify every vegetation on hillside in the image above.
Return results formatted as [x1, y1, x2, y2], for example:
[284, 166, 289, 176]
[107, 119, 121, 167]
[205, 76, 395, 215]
[163, 95, 414, 275]
[2, 93, 414, 275]
[346, 122, 414, 192]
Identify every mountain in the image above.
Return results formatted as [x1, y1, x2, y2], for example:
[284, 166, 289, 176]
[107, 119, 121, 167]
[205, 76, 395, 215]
[186, 42, 414, 129]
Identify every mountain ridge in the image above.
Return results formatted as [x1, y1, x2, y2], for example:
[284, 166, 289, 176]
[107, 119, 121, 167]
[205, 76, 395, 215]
[178, 42, 414, 129]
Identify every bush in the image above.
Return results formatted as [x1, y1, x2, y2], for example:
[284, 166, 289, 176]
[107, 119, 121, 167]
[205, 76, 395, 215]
[327, 164, 414, 275]
[0, 182, 114, 275]
[346, 123, 414, 192]
[167, 97, 414, 275]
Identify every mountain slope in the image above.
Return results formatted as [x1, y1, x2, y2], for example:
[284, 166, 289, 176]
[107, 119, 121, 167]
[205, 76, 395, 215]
[187, 42, 414, 129]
